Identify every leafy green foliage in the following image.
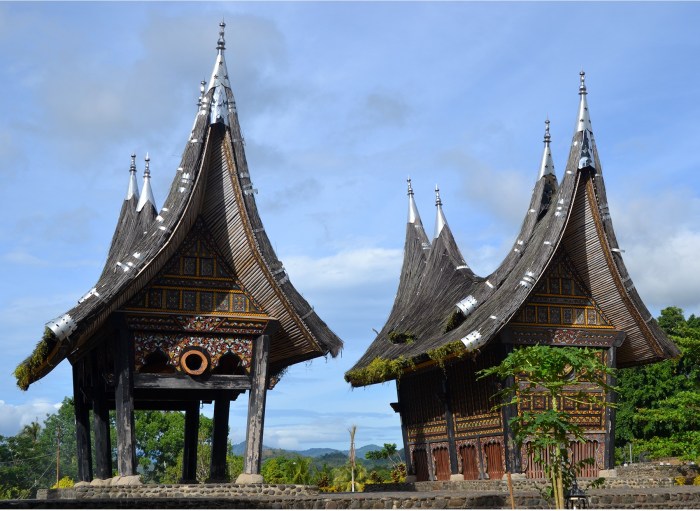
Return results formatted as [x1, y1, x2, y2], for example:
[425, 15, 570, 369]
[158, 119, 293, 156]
[616, 307, 700, 462]
[388, 331, 415, 345]
[364, 443, 406, 483]
[14, 328, 57, 391]
[345, 356, 415, 386]
[444, 309, 466, 333]
[479, 345, 614, 509]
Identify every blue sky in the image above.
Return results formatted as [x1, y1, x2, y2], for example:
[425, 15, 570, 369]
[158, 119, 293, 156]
[1, 2, 699, 452]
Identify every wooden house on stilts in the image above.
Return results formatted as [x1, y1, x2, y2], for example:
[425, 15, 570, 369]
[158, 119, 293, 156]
[15, 22, 342, 484]
[345, 72, 679, 482]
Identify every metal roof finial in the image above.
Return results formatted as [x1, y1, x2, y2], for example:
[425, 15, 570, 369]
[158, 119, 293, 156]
[137, 153, 156, 213]
[434, 185, 447, 239]
[126, 153, 140, 201]
[407, 177, 421, 224]
[217, 20, 226, 52]
[579, 70, 587, 96]
[407, 177, 414, 196]
[538, 118, 555, 179]
[144, 152, 151, 177]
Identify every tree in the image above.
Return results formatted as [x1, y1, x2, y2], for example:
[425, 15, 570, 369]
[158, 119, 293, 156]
[479, 345, 614, 509]
[365, 443, 406, 483]
[616, 307, 700, 462]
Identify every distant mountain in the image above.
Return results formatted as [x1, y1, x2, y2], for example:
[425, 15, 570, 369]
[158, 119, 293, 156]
[230, 442, 392, 462]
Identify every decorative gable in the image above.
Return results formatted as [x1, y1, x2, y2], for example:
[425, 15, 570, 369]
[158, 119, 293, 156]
[510, 251, 613, 330]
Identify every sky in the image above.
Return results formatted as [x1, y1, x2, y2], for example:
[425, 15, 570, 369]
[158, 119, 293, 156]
[1, 1, 700, 452]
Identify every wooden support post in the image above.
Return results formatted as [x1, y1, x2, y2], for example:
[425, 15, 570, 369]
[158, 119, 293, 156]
[604, 346, 618, 470]
[393, 380, 414, 478]
[442, 374, 461, 479]
[72, 358, 92, 482]
[182, 401, 200, 483]
[209, 397, 230, 482]
[236, 327, 273, 484]
[113, 315, 137, 477]
[92, 350, 112, 480]
[501, 344, 522, 475]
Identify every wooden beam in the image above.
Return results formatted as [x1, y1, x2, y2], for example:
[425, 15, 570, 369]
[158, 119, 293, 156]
[134, 373, 251, 391]
[209, 398, 230, 482]
[91, 349, 112, 480]
[182, 401, 200, 483]
[72, 358, 92, 482]
[242, 332, 271, 477]
[113, 315, 137, 476]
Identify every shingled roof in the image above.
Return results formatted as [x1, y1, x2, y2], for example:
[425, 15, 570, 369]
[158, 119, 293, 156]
[15, 22, 343, 390]
[346, 72, 678, 387]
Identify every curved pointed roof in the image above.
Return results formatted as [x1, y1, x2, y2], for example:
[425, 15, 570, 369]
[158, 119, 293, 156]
[346, 72, 677, 387]
[16, 22, 343, 390]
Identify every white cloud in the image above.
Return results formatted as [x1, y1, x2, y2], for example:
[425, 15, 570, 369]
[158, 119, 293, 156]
[0, 399, 61, 437]
[283, 247, 402, 291]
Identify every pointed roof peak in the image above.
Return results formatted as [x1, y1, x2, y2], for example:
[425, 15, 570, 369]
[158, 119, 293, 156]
[207, 21, 232, 125]
[574, 70, 596, 170]
[407, 177, 422, 225]
[434, 185, 447, 239]
[126, 153, 140, 201]
[576, 70, 593, 134]
[136, 153, 156, 213]
[538, 118, 555, 179]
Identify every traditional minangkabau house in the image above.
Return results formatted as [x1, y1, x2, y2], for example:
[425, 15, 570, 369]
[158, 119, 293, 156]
[14, 23, 342, 484]
[345, 72, 679, 482]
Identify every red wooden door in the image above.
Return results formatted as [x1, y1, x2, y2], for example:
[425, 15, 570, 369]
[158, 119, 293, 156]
[484, 442, 505, 480]
[433, 446, 451, 481]
[459, 444, 479, 480]
[570, 440, 599, 478]
[413, 449, 430, 482]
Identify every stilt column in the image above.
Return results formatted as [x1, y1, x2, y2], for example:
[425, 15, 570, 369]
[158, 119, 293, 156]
[182, 401, 200, 483]
[113, 315, 137, 477]
[208, 397, 230, 482]
[92, 350, 112, 479]
[72, 359, 92, 482]
[236, 323, 276, 484]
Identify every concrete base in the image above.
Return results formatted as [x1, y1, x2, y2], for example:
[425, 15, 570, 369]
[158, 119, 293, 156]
[504, 472, 527, 480]
[599, 469, 618, 478]
[404, 475, 417, 483]
[450, 474, 465, 481]
[235, 473, 264, 484]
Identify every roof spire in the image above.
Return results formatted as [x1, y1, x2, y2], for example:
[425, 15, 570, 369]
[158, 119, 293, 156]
[125, 153, 140, 201]
[434, 185, 447, 239]
[576, 70, 593, 134]
[136, 153, 156, 213]
[575, 70, 595, 169]
[197, 79, 206, 108]
[538, 118, 555, 179]
[407, 177, 422, 225]
[207, 21, 232, 126]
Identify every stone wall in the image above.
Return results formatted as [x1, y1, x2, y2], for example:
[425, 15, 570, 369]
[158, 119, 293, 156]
[7, 487, 700, 509]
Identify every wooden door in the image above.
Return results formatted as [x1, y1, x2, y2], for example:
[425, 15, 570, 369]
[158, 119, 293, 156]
[570, 440, 599, 478]
[433, 446, 451, 481]
[484, 442, 505, 480]
[459, 444, 479, 480]
[413, 448, 430, 482]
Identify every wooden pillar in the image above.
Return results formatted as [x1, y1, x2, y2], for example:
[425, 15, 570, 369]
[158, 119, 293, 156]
[113, 316, 137, 476]
[393, 380, 413, 477]
[72, 358, 92, 482]
[501, 343, 522, 474]
[209, 397, 230, 481]
[181, 401, 200, 483]
[604, 345, 618, 470]
[442, 374, 460, 478]
[92, 350, 112, 479]
[236, 330, 272, 483]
